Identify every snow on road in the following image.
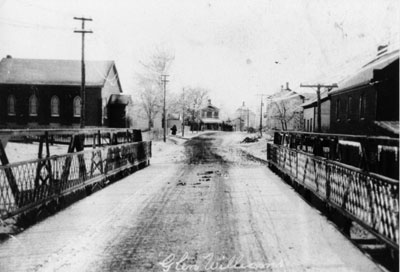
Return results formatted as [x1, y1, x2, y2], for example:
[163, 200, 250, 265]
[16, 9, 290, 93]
[0, 132, 383, 271]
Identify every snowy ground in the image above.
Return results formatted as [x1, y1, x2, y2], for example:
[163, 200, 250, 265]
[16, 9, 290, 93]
[0, 132, 384, 272]
[4, 142, 69, 163]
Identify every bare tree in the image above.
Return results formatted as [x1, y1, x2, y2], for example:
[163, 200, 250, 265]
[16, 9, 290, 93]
[271, 99, 301, 131]
[184, 87, 208, 121]
[137, 47, 175, 130]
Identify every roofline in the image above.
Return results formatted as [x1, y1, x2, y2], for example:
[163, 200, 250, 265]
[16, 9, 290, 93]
[0, 58, 118, 89]
[109, 63, 123, 92]
[329, 81, 371, 96]
[331, 53, 399, 96]
[0, 82, 104, 87]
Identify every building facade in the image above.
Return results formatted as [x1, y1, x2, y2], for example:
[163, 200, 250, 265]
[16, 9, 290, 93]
[234, 103, 257, 131]
[329, 50, 399, 136]
[199, 99, 222, 130]
[265, 85, 313, 131]
[0, 57, 131, 128]
[301, 90, 330, 132]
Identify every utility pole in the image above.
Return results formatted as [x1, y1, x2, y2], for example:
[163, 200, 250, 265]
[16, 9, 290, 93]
[247, 107, 249, 129]
[74, 16, 93, 128]
[300, 83, 338, 132]
[161, 75, 169, 142]
[256, 94, 268, 137]
[181, 87, 185, 137]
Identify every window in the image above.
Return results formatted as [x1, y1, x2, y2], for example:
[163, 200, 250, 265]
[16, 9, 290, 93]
[347, 96, 352, 120]
[7, 95, 16, 116]
[29, 95, 38, 116]
[51, 96, 60, 117]
[343, 100, 348, 122]
[207, 111, 212, 118]
[214, 111, 218, 118]
[359, 93, 366, 119]
[73, 96, 81, 117]
[336, 99, 341, 121]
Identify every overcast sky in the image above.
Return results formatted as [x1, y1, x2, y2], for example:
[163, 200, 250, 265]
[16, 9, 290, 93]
[0, 0, 398, 114]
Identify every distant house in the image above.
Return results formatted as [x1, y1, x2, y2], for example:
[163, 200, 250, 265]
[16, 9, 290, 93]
[234, 102, 256, 131]
[166, 112, 181, 132]
[0, 56, 131, 128]
[199, 99, 222, 130]
[265, 83, 313, 131]
[329, 50, 399, 136]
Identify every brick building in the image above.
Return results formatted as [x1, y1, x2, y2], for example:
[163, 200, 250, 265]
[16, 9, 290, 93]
[0, 56, 131, 128]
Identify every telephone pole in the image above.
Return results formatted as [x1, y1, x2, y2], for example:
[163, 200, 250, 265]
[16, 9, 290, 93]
[74, 16, 93, 128]
[256, 94, 268, 136]
[300, 83, 338, 132]
[181, 87, 185, 137]
[161, 75, 169, 142]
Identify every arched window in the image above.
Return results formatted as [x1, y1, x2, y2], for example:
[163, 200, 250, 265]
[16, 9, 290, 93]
[29, 95, 38, 116]
[51, 96, 60, 117]
[7, 95, 16, 116]
[73, 96, 81, 117]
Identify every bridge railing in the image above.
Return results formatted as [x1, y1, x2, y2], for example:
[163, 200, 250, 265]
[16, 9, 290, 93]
[267, 142, 399, 250]
[0, 141, 151, 220]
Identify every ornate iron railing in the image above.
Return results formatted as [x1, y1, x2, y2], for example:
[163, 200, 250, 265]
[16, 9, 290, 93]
[0, 141, 151, 220]
[267, 143, 399, 250]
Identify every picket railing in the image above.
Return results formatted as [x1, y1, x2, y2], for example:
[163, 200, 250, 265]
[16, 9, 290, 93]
[267, 143, 399, 250]
[0, 141, 151, 219]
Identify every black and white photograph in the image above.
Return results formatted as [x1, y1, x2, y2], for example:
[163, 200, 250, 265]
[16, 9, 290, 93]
[0, 0, 399, 271]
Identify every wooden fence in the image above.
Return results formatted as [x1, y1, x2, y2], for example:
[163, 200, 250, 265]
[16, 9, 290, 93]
[267, 142, 398, 250]
[0, 128, 151, 220]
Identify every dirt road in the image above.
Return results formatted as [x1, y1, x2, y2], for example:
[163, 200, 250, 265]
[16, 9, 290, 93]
[0, 132, 383, 271]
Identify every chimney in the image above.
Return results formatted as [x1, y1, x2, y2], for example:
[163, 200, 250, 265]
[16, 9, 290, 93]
[286, 82, 289, 90]
[377, 44, 388, 56]
[208, 99, 211, 106]
[6, 55, 12, 59]
[242, 101, 245, 107]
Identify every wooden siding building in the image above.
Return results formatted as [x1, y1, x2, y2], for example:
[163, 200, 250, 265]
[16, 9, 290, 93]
[329, 50, 399, 136]
[301, 90, 330, 132]
[0, 56, 131, 128]
[200, 99, 222, 130]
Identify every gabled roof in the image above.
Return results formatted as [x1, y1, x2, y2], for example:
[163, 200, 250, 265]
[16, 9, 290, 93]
[0, 57, 118, 87]
[330, 49, 399, 95]
[202, 105, 219, 111]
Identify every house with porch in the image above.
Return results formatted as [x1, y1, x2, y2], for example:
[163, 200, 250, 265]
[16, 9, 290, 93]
[199, 99, 222, 130]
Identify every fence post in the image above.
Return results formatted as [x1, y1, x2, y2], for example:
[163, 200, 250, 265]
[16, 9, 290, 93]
[0, 140, 20, 202]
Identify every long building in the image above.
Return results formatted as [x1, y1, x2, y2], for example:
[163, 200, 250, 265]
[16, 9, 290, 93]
[0, 56, 131, 128]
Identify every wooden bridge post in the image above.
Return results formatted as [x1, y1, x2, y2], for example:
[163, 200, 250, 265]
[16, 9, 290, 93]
[0, 139, 20, 201]
[33, 132, 53, 201]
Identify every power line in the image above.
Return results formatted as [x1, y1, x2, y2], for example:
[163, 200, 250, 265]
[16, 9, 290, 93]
[0, 17, 71, 31]
[14, 0, 76, 19]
